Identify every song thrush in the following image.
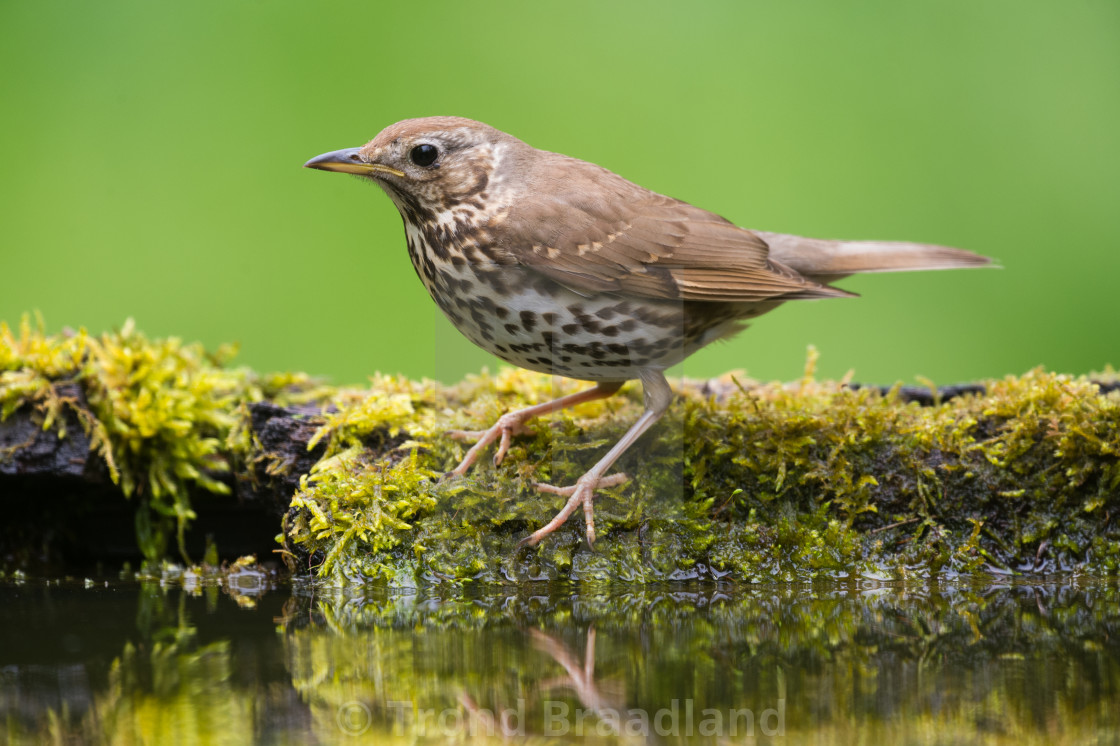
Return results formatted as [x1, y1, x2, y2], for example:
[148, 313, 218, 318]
[305, 116, 989, 546]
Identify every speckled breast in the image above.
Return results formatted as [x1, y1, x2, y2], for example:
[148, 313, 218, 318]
[398, 213, 773, 380]
[416, 257, 765, 382]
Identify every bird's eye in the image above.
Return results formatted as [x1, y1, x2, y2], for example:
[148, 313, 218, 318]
[409, 144, 439, 167]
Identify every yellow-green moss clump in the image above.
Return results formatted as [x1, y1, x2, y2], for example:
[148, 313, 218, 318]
[2, 317, 1119, 584]
[281, 362, 1119, 586]
[0, 315, 325, 562]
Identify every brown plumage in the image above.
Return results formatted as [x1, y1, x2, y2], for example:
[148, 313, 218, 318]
[305, 116, 990, 546]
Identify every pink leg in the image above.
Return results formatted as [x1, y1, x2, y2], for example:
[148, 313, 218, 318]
[522, 368, 674, 547]
[447, 380, 623, 477]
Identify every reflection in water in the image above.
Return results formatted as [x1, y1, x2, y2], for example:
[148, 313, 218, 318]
[531, 627, 627, 716]
[2, 578, 1118, 743]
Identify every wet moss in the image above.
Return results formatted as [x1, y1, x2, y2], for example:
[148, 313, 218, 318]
[283, 358, 1119, 586]
[2, 316, 1118, 584]
[0, 315, 328, 564]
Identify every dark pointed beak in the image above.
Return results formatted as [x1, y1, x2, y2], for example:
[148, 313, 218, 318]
[303, 147, 405, 177]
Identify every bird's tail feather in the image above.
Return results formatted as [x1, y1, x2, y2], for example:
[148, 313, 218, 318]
[757, 231, 992, 279]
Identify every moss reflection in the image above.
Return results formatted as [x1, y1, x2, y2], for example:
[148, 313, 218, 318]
[278, 582, 1120, 743]
[4, 579, 1119, 744]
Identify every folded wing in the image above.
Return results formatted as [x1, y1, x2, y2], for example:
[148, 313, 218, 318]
[501, 157, 850, 302]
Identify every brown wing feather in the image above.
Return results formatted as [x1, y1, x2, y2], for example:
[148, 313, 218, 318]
[500, 152, 849, 302]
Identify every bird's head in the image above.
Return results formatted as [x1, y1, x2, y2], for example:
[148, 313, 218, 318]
[304, 116, 517, 217]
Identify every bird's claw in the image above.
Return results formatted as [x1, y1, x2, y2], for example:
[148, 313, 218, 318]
[519, 472, 630, 548]
[446, 413, 535, 476]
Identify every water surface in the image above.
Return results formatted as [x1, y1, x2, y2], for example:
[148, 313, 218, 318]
[2, 576, 1117, 744]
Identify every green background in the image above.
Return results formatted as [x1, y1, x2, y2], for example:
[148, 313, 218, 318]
[1, 1, 1116, 386]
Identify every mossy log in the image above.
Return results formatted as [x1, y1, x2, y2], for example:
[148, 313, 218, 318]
[2, 317, 1119, 583]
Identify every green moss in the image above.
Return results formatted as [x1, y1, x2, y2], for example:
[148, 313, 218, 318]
[285, 364, 1120, 585]
[0, 315, 328, 563]
[3, 316, 1118, 584]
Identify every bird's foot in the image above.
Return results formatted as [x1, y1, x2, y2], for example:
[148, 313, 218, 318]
[520, 472, 629, 547]
[446, 412, 535, 476]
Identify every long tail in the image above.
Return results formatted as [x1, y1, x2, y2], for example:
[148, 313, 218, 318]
[757, 230, 992, 280]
